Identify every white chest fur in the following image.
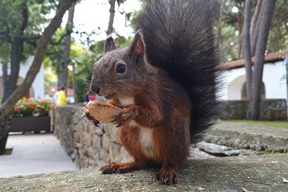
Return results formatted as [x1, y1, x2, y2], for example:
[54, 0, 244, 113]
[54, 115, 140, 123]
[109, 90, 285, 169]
[118, 96, 156, 159]
[139, 127, 155, 159]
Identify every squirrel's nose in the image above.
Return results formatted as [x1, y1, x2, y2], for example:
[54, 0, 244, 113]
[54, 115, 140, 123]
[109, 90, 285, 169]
[90, 83, 100, 95]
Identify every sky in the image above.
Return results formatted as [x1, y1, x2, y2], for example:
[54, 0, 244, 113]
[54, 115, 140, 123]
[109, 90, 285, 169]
[62, 0, 142, 44]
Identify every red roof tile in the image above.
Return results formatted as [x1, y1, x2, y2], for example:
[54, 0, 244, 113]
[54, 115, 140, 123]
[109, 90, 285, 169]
[218, 50, 288, 70]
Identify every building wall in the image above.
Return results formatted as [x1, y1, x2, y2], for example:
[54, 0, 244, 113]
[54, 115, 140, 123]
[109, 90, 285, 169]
[0, 56, 45, 99]
[219, 59, 287, 100]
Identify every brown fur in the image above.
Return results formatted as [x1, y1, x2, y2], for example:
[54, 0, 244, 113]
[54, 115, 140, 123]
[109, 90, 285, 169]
[89, 31, 191, 185]
[88, 0, 220, 185]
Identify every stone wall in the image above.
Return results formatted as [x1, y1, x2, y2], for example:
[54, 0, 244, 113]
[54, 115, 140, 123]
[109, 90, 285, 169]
[218, 99, 287, 120]
[53, 105, 132, 169]
[53, 99, 287, 168]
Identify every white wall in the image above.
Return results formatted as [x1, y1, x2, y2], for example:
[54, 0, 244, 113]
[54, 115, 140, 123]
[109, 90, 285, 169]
[219, 59, 287, 100]
[0, 56, 45, 99]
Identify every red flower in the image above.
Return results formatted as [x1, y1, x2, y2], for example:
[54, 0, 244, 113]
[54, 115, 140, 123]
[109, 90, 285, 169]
[28, 105, 37, 110]
[14, 109, 20, 112]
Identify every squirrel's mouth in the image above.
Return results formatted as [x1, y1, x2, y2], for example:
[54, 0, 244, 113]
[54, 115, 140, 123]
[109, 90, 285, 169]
[104, 92, 117, 100]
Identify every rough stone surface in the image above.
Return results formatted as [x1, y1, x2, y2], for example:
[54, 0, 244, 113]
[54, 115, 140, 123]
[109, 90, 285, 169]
[188, 147, 215, 159]
[1, 154, 288, 192]
[196, 141, 240, 156]
[204, 122, 288, 152]
[217, 99, 287, 120]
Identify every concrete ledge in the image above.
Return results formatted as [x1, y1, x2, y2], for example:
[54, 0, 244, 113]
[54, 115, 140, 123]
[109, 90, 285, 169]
[1, 154, 288, 192]
[204, 122, 288, 152]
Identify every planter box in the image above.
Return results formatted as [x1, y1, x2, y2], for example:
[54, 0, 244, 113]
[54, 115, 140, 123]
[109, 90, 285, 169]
[10, 116, 51, 133]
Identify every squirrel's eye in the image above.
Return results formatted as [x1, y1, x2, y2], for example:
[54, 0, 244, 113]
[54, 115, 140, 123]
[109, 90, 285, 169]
[116, 64, 126, 73]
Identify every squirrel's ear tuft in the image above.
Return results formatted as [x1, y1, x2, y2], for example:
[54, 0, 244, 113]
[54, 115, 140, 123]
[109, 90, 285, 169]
[104, 36, 117, 53]
[129, 30, 145, 58]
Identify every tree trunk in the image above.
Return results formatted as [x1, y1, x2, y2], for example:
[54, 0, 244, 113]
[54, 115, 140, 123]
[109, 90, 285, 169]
[72, 62, 77, 102]
[249, 0, 276, 120]
[238, 7, 242, 59]
[2, 61, 8, 92]
[217, 0, 227, 63]
[237, 10, 242, 59]
[250, 0, 262, 37]
[0, 0, 75, 119]
[0, 2, 28, 154]
[107, 0, 116, 35]
[250, 3, 264, 57]
[0, 115, 9, 155]
[2, 40, 22, 102]
[242, 0, 252, 100]
[58, 4, 75, 89]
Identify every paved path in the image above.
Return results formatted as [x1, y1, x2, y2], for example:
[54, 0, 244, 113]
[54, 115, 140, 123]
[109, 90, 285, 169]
[0, 133, 76, 178]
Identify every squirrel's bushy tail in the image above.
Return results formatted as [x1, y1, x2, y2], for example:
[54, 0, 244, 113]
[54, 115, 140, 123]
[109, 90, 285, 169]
[137, 0, 220, 140]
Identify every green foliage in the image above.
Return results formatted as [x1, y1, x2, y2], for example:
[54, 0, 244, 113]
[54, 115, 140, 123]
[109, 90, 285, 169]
[0, 0, 53, 61]
[268, 0, 288, 52]
[44, 28, 68, 73]
[218, 0, 288, 61]
[44, 66, 58, 89]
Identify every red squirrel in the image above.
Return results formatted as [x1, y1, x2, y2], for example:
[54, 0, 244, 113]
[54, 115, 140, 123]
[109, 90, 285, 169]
[85, 0, 220, 185]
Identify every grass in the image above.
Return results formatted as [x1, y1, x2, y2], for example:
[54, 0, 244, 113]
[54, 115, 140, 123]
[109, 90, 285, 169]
[224, 120, 288, 128]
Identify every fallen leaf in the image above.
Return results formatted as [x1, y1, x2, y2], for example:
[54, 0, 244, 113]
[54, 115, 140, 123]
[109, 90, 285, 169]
[242, 187, 253, 192]
[283, 178, 288, 183]
[192, 186, 206, 191]
[136, 188, 141, 191]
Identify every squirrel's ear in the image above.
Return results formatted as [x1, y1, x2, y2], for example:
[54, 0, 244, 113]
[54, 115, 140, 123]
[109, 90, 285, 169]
[104, 36, 117, 53]
[129, 31, 145, 58]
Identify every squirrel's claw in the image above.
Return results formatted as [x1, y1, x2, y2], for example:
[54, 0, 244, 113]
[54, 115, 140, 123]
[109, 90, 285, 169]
[109, 105, 134, 127]
[156, 168, 180, 185]
[82, 111, 100, 127]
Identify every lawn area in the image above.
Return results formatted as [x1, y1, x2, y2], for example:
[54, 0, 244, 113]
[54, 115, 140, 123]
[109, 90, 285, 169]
[224, 120, 288, 128]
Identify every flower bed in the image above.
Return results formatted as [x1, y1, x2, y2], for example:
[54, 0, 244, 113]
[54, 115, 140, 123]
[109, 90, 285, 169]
[10, 97, 56, 133]
[12, 97, 55, 117]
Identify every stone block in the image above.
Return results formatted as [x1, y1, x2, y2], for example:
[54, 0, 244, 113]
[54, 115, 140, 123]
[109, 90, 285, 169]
[75, 142, 82, 149]
[99, 148, 110, 162]
[120, 147, 133, 163]
[196, 141, 240, 156]
[102, 123, 120, 144]
[73, 131, 80, 143]
[88, 123, 103, 135]
[82, 145, 89, 156]
[102, 134, 111, 151]
[87, 147, 98, 158]
[102, 123, 110, 135]
[109, 143, 121, 163]
[83, 132, 92, 146]
[92, 134, 101, 150]
[96, 160, 106, 168]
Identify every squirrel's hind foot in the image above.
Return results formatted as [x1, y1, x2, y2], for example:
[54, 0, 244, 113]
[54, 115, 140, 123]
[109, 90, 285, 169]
[156, 166, 180, 185]
[100, 162, 139, 174]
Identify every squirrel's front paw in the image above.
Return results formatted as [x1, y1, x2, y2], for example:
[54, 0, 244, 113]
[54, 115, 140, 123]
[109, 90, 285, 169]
[109, 104, 135, 127]
[82, 108, 100, 127]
